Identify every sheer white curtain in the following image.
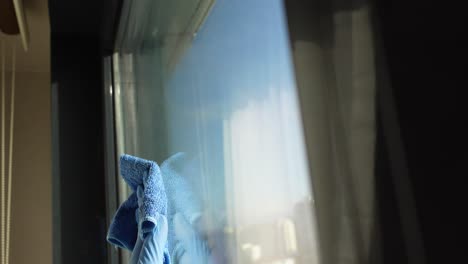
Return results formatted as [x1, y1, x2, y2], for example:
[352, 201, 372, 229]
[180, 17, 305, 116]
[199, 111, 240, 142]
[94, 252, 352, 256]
[287, 1, 379, 263]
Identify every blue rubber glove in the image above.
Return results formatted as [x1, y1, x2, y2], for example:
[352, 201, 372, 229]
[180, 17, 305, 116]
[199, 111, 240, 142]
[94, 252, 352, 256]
[130, 213, 168, 264]
[130, 185, 170, 264]
[173, 213, 211, 264]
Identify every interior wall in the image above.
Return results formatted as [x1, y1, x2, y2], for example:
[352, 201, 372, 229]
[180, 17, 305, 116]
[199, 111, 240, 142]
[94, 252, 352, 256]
[8, 71, 52, 264]
[0, 1, 52, 263]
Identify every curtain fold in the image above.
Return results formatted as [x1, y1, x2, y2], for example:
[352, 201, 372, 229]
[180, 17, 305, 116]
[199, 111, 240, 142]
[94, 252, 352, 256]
[286, 1, 379, 263]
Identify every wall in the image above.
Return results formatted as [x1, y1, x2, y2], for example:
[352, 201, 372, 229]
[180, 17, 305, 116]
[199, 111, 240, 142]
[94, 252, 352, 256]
[1, 0, 52, 263]
[9, 71, 52, 264]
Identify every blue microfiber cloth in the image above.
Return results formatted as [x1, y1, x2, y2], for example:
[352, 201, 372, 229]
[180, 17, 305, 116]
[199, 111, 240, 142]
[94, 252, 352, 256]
[107, 192, 139, 249]
[160, 153, 203, 261]
[107, 154, 170, 264]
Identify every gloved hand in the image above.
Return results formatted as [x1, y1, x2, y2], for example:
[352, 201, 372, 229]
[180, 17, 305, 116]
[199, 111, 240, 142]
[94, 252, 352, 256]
[173, 213, 211, 264]
[130, 214, 168, 264]
[130, 185, 170, 264]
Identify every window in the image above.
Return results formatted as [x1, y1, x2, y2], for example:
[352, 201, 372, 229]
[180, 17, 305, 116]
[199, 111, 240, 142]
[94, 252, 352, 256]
[113, 1, 319, 263]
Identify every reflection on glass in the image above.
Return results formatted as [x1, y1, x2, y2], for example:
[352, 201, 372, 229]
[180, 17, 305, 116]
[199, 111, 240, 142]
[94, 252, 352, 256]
[113, 0, 319, 263]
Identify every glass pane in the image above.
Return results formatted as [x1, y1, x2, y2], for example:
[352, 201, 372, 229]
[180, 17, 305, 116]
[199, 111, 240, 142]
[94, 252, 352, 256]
[113, 0, 319, 263]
